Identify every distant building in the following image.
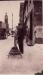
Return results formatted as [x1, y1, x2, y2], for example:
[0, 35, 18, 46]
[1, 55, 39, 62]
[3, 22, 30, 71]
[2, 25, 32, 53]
[5, 12, 9, 34]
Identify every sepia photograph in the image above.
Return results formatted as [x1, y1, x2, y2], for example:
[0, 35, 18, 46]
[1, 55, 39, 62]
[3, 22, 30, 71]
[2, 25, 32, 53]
[0, 0, 43, 75]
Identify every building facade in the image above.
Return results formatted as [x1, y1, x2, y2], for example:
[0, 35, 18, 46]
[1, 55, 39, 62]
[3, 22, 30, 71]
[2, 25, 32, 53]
[33, 0, 42, 43]
[33, 0, 42, 26]
[23, 0, 42, 45]
[23, 0, 34, 45]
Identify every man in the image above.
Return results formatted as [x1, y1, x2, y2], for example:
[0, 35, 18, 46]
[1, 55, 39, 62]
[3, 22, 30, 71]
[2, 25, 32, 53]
[17, 23, 27, 54]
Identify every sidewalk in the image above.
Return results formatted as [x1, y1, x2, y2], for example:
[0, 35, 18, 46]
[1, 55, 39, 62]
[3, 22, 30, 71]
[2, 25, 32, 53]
[24, 43, 43, 74]
[0, 37, 43, 74]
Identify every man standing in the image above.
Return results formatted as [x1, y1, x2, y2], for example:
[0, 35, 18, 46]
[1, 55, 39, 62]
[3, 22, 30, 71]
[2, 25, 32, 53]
[17, 23, 27, 54]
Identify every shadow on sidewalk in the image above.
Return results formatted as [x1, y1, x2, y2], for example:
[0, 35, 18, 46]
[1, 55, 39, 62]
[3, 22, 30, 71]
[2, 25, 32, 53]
[8, 46, 22, 58]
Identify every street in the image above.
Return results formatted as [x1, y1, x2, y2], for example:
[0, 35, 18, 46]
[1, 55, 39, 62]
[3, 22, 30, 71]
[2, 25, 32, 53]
[0, 36, 43, 74]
